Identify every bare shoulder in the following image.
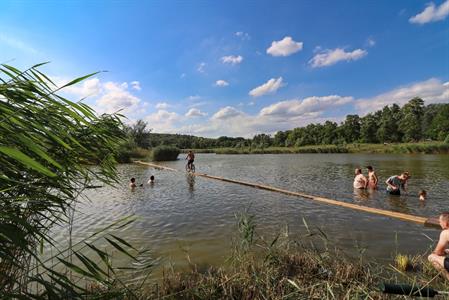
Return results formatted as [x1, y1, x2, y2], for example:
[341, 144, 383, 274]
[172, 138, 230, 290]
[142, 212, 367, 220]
[441, 229, 449, 241]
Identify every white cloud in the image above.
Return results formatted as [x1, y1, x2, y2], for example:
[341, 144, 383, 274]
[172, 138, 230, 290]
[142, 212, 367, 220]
[220, 55, 243, 65]
[95, 81, 141, 114]
[260, 95, 353, 118]
[197, 62, 206, 73]
[235, 31, 250, 40]
[215, 79, 229, 87]
[309, 48, 367, 68]
[57, 77, 101, 98]
[266, 36, 303, 57]
[366, 38, 376, 47]
[144, 109, 181, 132]
[249, 77, 285, 97]
[356, 78, 449, 114]
[409, 0, 449, 24]
[211, 106, 244, 120]
[131, 81, 141, 91]
[185, 108, 207, 117]
[155, 102, 171, 109]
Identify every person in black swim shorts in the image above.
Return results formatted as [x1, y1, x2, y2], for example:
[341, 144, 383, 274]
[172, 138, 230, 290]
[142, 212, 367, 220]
[428, 212, 449, 280]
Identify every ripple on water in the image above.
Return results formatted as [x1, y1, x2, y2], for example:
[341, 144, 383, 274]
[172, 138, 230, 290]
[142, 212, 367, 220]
[50, 154, 449, 275]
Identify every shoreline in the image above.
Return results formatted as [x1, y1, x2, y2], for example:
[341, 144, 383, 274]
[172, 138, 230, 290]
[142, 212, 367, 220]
[178, 142, 449, 155]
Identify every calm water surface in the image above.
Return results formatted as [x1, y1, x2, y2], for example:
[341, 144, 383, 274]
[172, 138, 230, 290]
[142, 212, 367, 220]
[53, 153, 449, 274]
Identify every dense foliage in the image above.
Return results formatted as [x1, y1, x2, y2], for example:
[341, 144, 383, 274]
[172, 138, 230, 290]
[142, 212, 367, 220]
[0, 64, 152, 298]
[130, 98, 449, 149]
[151, 145, 180, 161]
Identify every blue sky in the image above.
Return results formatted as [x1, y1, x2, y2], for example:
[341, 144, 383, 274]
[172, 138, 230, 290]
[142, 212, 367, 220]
[1, 0, 448, 137]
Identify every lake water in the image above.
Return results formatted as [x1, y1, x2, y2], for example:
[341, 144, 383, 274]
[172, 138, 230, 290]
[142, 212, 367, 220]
[53, 153, 449, 275]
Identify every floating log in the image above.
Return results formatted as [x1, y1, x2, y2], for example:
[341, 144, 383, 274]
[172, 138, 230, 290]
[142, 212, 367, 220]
[134, 161, 440, 228]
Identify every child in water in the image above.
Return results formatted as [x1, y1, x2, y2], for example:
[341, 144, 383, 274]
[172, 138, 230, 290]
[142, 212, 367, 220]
[428, 212, 449, 281]
[419, 190, 427, 201]
[148, 175, 155, 184]
[353, 168, 367, 189]
[366, 166, 378, 189]
[129, 178, 137, 188]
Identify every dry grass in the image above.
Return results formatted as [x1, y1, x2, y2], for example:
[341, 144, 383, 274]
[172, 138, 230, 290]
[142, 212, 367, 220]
[142, 214, 449, 299]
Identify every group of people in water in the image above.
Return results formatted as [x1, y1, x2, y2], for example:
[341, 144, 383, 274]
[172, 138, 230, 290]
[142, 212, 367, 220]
[353, 166, 426, 201]
[352, 165, 449, 279]
[129, 175, 155, 188]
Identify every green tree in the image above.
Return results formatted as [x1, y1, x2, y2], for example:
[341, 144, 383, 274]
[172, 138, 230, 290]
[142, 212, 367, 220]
[341, 115, 361, 143]
[360, 114, 378, 143]
[427, 104, 449, 141]
[399, 97, 424, 142]
[129, 119, 152, 148]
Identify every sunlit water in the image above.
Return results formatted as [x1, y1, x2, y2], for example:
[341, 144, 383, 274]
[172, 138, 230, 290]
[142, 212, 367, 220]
[51, 153, 449, 276]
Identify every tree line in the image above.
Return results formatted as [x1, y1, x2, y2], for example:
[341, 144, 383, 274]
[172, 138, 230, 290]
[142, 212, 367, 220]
[127, 98, 449, 149]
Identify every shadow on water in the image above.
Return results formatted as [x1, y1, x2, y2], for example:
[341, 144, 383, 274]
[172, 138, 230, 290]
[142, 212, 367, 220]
[186, 174, 195, 194]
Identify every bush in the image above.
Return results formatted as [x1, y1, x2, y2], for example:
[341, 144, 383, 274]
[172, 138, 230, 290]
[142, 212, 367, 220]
[152, 145, 180, 161]
[445, 134, 449, 144]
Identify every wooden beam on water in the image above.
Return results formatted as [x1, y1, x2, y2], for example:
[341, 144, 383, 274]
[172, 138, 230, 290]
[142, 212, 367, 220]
[134, 160, 440, 228]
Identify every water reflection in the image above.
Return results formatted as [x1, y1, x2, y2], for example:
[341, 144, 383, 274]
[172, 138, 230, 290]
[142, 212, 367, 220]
[186, 174, 195, 193]
[386, 194, 410, 213]
[353, 188, 370, 201]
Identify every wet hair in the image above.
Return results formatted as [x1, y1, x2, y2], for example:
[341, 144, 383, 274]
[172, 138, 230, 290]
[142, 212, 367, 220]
[130, 178, 136, 183]
[355, 168, 362, 175]
[150, 175, 154, 181]
[419, 190, 426, 196]
[366, 166, 373, 171]
[440, 212, 449, 223]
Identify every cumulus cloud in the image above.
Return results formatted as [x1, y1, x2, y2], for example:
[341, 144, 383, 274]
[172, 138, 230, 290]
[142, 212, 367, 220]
[155, 102, 171, 109]
[309, 48, 367, 68]
[409, 0, 449, 24]
[197, 62, 206, 73]
[144, 110, 181, 132]
[260, 95, 353, 118]
[57, 77, 101, 98]
[96, 81, 141, 114]
[211, 106, 244, 120]
[215, 79, 229, 87]
[131, 81, 141, 91]
[220, 55, 243, 65]
[356, 78, 449, 113]
[249, 77, 285, 97]
[185, 108, 207, 117]
[266, 36, 303, 57]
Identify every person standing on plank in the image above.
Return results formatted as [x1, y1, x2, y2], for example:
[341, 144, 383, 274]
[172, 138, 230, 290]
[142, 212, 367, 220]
[428, 212, 449, 281]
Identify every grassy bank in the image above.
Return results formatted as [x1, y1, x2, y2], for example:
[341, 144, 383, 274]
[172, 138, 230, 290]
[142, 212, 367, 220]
[146, 214, 449, 299]
[182, 142, 449, 155]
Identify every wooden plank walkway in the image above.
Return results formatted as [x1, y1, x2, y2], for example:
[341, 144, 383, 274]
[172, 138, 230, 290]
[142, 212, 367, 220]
[134, 160, 440, 228]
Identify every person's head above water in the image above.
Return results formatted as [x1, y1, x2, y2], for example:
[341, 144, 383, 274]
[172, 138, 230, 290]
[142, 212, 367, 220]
[439, 212, 449, 229]
[150, 175, 154, 181]
[130, 178, 136, 183]
[354, 168, 362, 175]
[366, 166, 373, 172]
[399, 172, 410, 180]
